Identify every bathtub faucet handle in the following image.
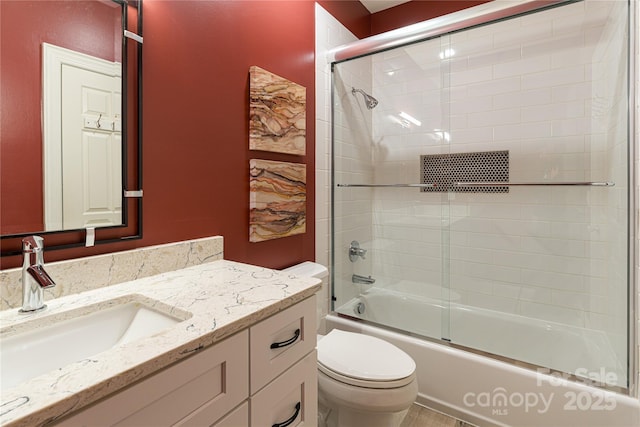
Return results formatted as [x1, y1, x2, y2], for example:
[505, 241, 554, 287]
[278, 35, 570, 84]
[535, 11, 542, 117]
[349, 241, 367, 262]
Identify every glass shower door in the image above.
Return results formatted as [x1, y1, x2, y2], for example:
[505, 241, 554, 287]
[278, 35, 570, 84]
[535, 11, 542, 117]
[331, 0, 631, 391]
[444, 0, 629, 388]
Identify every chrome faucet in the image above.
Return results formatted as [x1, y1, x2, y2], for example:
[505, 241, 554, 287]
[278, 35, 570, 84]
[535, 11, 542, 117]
[352, 274, 375, 285]
[349, 241, 367, 262]
[20, 236, 56, 313]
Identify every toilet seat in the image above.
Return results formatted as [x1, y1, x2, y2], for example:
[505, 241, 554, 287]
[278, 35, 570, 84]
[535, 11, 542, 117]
[317, 329, 416, 389]
[318, 362, 415, 389]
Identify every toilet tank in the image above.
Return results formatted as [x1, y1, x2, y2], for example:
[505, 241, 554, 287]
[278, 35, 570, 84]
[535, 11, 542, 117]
[283, 261, 328, 282]
[282, 262, 328, 333]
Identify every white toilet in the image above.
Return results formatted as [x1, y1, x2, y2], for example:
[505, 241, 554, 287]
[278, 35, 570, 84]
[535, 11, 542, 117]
[282, 262, 418, 427]
[317, 329, 418, 427]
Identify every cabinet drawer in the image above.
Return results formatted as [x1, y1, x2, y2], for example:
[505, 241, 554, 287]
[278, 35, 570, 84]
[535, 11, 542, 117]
[251, 351, 317, 427]
[56, 330, 249, 427]
[250, 296, 316, 393]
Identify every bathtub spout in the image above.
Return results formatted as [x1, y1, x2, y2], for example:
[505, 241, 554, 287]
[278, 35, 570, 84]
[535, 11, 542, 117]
[352, 274, 375, 285]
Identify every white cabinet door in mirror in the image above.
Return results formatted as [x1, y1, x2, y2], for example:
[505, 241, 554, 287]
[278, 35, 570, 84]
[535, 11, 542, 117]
[43, 43, 122, 231]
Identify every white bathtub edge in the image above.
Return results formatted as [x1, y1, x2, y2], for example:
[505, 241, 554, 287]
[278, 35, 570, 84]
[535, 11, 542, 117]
[326, 314, 640, 427]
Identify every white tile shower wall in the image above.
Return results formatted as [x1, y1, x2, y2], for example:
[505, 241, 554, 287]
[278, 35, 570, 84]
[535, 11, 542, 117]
[369, 0, 629, 359]
[0, 236, 224, 311]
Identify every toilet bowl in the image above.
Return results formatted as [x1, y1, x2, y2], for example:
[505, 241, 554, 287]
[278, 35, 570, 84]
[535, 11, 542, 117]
[317, 329, 418, 427]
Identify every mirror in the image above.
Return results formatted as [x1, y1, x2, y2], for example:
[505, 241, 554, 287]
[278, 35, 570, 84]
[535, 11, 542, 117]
[0, 0, 142, 251]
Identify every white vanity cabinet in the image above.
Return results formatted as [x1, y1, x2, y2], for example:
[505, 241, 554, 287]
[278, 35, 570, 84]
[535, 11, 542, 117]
[54, 295, 317, 427]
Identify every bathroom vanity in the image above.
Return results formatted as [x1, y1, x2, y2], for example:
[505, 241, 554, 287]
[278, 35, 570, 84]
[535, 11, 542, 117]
[0, 260, 320, 427]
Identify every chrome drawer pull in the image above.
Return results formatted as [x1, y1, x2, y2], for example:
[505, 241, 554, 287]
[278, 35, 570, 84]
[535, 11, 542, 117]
[270, 329, 301, 349]
[272, 402, 301, 427]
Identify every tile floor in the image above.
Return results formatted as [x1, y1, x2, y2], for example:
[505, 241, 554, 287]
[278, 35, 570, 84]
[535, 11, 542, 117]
[401, 404, 476, 427]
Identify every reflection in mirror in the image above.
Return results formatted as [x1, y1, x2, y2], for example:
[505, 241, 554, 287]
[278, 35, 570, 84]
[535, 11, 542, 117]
[0, 0, 142, 251]
[43, 42, 123, 231]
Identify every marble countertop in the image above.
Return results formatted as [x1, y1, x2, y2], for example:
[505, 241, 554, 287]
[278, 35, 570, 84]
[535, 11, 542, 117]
[0, 260, 321, 427]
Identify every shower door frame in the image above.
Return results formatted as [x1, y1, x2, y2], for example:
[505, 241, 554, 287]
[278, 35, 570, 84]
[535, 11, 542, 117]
[329, 0, 638, 397]
[627, 0, 637, 399]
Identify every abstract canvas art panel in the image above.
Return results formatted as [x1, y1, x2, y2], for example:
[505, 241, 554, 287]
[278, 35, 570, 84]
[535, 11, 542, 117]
[249, 66, 306, 155]
[249, 159, 306, 242]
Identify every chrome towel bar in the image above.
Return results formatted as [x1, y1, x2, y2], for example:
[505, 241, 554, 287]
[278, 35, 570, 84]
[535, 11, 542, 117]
[454, 182, 615, 187]
[337, 183, 436, 188]
[337, 182, 615, 188]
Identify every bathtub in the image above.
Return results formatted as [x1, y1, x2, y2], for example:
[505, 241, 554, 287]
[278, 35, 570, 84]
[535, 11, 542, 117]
[328, 288, 640, 427]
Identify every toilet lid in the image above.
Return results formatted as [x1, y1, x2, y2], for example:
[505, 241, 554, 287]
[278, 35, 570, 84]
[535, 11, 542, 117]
[317, 329, 416, 382]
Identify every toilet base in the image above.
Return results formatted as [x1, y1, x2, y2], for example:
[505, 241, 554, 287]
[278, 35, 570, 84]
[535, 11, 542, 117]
[317, 370, 416, 427]
[318, 399, 410, 427]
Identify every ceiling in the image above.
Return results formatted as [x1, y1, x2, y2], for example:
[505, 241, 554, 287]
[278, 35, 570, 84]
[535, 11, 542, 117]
[359, 0, 411, 13]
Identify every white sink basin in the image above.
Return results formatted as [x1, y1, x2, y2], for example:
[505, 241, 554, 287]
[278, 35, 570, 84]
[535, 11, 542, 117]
[1, 299, 185, 391]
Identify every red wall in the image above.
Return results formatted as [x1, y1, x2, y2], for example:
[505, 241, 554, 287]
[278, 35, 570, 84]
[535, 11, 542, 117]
[2, 0, 320, 270]
[0, 0, 121, 235]
[141, 0, 317, 269]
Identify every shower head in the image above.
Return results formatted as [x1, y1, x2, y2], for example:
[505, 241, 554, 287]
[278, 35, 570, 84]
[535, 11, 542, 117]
[352, 87, 379, 109]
